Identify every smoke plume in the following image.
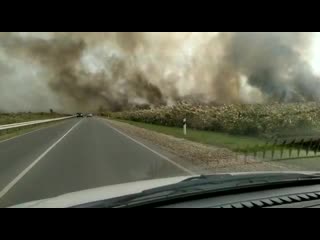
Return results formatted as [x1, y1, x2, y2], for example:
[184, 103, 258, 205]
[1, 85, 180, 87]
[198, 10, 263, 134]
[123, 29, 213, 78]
[0, 32, 319, 112]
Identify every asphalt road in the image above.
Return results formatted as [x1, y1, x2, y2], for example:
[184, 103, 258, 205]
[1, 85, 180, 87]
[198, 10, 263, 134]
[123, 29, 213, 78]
[0, 118, 189, 207]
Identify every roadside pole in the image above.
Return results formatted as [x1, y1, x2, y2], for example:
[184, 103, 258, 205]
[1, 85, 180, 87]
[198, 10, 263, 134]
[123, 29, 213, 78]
[183, 118, 187, 135]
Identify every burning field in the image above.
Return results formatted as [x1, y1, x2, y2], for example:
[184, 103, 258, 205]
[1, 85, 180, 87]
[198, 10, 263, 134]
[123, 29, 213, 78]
[109, 102, 320, 138]
[108, 101, 320, 163]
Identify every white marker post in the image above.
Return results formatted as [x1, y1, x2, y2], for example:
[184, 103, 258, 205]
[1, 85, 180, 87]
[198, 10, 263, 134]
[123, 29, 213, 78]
[183, 118, 187, 135]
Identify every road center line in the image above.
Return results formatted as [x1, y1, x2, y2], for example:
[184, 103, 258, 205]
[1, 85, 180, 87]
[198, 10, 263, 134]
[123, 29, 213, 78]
[103, 120, 195, 175]
[0, 119, 83, 199]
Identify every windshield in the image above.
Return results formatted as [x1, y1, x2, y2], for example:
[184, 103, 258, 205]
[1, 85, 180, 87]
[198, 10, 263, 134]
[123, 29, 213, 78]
[1, 32, 320, 208]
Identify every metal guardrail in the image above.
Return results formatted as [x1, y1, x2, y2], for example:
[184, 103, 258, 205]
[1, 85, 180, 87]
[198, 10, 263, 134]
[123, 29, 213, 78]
[0, 116, 75, 131]
[237, 136, 320, 162]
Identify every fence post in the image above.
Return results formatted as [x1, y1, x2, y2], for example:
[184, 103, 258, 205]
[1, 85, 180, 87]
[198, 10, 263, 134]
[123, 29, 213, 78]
[280, 140, 286, 159]
[289, 139, 295, 158]
[306, 138, 313, 157]
[253, 145, 258, 159]
[271, 139, 277, 160]
[297, 139, 304, 157]
[316, 140, 320, 155]
[263, 141, 268, 160]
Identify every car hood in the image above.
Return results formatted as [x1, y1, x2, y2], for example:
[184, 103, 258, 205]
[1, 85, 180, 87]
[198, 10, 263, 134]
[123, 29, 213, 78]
[10, 176, 192, 208]
[10, 171, 320, 208]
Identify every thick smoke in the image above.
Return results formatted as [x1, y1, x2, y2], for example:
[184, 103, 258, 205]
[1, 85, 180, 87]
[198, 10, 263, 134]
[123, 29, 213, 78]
[220, 32, 319, 102]
[0, 32, 319, 112]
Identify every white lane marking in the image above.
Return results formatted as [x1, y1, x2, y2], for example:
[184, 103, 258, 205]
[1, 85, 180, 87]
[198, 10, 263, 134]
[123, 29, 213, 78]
[102, 120, 195, 176]
[0, 120, 83, 199]
[0, 119, 76, 145]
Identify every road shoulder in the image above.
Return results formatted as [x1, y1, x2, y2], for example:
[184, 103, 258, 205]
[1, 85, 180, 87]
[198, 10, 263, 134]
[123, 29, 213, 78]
[102, 118, 300, 174]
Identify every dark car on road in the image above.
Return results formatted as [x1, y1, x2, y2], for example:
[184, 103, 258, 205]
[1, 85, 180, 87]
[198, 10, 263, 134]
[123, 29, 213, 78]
[76, 113, 84, 118]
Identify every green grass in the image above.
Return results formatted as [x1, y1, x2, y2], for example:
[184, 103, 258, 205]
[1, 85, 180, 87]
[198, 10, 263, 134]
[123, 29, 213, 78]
[113, 119, 266, 150]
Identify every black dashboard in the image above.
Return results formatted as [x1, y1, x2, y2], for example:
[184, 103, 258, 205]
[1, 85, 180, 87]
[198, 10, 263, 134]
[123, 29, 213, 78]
[160, 184, 320, 208]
